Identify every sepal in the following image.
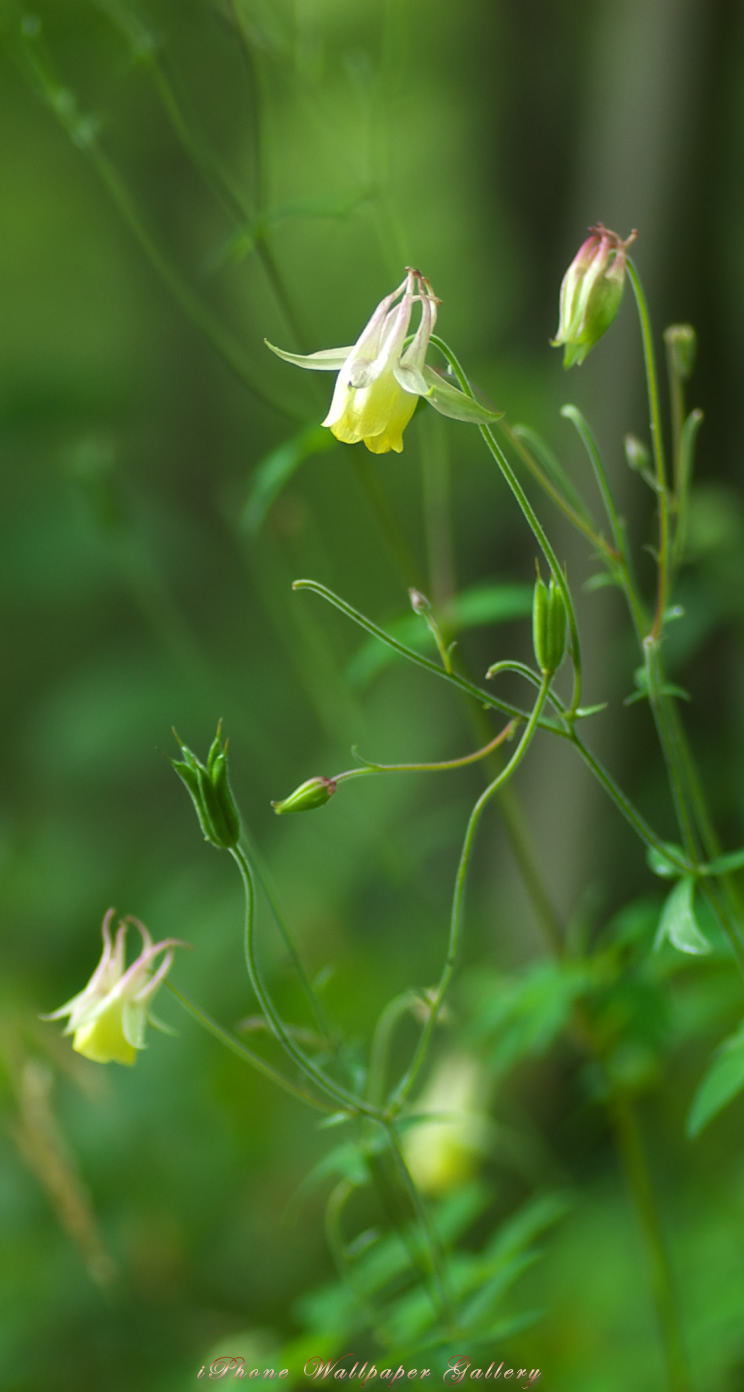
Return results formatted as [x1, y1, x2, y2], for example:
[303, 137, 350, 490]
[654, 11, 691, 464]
[171, 723, 241, 849]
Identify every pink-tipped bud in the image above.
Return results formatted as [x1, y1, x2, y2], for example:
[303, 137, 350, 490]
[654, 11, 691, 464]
[552, 224, 637, 368]
[271, 776, 337, 814]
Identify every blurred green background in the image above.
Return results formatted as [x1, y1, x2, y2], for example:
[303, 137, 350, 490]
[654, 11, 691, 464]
[3, 1, 744, 1389]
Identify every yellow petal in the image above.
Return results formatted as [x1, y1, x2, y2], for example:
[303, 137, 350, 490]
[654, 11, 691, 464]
[72, 1006, 138, 1066]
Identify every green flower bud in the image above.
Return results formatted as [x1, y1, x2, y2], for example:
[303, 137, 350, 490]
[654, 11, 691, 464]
[664, 324, 696, 381]
[271, 776, 337, 815]
[532, 574, 567, 676]
[171, 723, 241, 849]
[624, 434, 651, 473]
[552, 224, 637, 369]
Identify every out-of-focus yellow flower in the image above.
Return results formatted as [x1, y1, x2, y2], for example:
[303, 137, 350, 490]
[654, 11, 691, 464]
[403, 1052, 490, 1195]
[266, 268, 500, 454]
[44, 909, 185, 1065]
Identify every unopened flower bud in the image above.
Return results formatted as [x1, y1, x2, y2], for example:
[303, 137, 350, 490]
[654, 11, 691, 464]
[552, 224, 637, 368]
[624, 434, 650, 473]
[272, 776, 337, 815]
[408, 587, 431, 615]
[171, 723, 241, 849]
[532, 573, 567, 676]
[664, 324, 696, 381]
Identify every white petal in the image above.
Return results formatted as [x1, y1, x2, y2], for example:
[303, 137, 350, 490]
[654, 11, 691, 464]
[394, 362, 430, 397]
[265, 340, 354, 371]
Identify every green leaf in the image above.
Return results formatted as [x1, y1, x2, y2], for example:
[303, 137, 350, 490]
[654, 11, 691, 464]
[286, 1141, 368, 1218]
[655, 877, 712, 955]
[646, 841, 686, 878]
[422, 366, 503, 424]
[316, 1111, 353, 1130]
[432, 1181, 492, 1245]
[700, 847, 744, 876]
[483, 1191, 571, 1265]
[687, 1024, 744, 1137]
[584, 571, 622, 593]
[460, 1252, 537, 1331]
[240, 424, 336, 534]
[466, 961, 593, 1072]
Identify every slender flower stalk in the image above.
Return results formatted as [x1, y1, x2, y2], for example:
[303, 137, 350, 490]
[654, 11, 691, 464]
[626, 258, 670, 640]
[427, 336, 583, 717]
[390, 678, 551, 1112]
[229, 845, 380, 1118]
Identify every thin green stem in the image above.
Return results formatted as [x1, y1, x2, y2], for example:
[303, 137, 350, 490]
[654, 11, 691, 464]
[503, 421, 606, 551]
[325, 1179, 393, 1344]
[240, 826, 334, 1040]
[229, 845, 380, 1118]
[293, 577, 544, 728]
[85, 143, 295, 416]
[560, 404, 647, 643]
[389, 679, 550, 1113]
[608, 1093, 692, 1392]
[421, 608, 454, 675]
[430, 335, 582, 717]
[671, 409, 703, 574]
[482, 428, 582, 717]
[12, 34, 298, 418]
[699, 878, 744, 977]
[333, 719, 517, 786]
[378, 1118, 456, 1333]
[294, 577, 698, 876]
[664, 330, 686, 515]
[367, 992, 420, 1108]
[164, 982, 334, 1112]
[626, 259, 670, 639]
[644, 640, 699, 860]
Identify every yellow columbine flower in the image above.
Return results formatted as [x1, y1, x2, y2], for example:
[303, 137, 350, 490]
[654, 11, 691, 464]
[266, 268, 500, 454]
[403, 1052, 490, 1195]
[44, 909, 186, 1065]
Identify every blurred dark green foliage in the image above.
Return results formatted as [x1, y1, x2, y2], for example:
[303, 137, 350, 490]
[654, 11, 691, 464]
[3, 3, 744, 1391]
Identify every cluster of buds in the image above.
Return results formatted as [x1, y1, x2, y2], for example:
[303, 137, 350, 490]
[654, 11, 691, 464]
[44, 910, 186, 1065]
[552, 223, 636, 368]
[266, 267, 500, 455]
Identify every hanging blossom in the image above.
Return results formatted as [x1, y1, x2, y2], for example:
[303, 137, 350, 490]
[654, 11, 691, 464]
[266, 268, 500, 454]
[43, 909, 187, 1066]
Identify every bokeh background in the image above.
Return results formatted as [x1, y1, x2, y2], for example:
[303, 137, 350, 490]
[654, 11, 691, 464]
[3, 1, 744, 1389]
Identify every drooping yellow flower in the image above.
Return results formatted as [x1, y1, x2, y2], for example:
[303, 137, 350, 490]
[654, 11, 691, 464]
[266, 268, 500, 454]
[403, 1052, 490, 1195]
[44, 909, 186, 1065]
